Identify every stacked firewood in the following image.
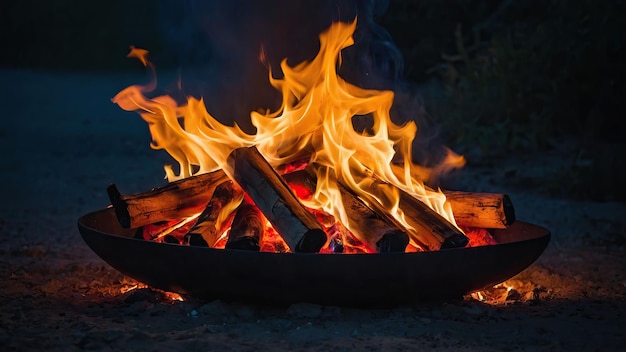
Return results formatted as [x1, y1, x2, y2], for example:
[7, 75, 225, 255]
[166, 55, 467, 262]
[108, 146, 515, 253]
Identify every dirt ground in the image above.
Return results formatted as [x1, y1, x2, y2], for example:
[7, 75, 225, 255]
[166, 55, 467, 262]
[1, 69, 625, 351]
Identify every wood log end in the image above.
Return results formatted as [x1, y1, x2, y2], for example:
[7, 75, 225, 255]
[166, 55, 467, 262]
[440, 231, 469, 249]
[376, 230, 409, 253]
[107, 184, 131, 228]
[295, 229, 327, 253]
[503, 194, 516, 226]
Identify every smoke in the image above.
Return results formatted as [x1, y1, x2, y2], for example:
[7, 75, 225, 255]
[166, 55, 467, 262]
[156, 0, 443, 165]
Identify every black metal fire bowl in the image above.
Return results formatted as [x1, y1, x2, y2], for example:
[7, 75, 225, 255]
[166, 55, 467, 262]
[78, 208, 550, 306]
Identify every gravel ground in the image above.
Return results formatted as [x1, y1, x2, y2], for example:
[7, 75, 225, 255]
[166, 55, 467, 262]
[1, 69, 625, 351]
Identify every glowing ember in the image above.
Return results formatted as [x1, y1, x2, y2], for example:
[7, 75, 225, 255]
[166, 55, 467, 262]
[469, 279, 545, 305]
[120, 278, 185, 302]
[462, 227, 498, 247]
[142, 215, 200, 243]
[163, 291, 185, 302]
[113, 19, 469, 252]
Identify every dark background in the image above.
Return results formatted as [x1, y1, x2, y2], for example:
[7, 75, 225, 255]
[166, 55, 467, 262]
[1, 0, 625, 200]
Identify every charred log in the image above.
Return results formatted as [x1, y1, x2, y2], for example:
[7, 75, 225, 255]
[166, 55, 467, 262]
[225, 202, 264, 251]
[328, 166, 469, 250]
[107, 170, 229, 228]
[227, 146, 327, 253]
[284, 170, 406, 252]
[108, 167, 514, 231]
[376, 230, 410, 252]
[184, 181, 243, 247]
[395, 189, 469, 249]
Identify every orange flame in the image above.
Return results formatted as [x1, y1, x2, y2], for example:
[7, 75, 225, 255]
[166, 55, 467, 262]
[113, 19, 465, 249]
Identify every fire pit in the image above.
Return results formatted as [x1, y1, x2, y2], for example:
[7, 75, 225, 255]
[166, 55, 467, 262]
[79, 19, 551, 305]
[78, 208, 549, 305]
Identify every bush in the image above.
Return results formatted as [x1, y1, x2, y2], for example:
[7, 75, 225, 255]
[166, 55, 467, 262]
[382, 0, 626, 199]
[424, 0, 626, 150]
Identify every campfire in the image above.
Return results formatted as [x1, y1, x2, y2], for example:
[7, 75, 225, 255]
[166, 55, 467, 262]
[107, 20, 514, 254]
[78, 19, 548, 304]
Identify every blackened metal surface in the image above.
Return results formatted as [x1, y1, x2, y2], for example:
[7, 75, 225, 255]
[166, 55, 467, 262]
[78, 208, 550, 306]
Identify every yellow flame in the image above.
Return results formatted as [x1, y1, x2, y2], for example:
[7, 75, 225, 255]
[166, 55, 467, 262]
[113, 19, 464, 248]
[153, 214, 200, 241]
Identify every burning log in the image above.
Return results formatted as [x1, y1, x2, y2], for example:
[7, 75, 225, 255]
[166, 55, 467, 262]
[393, 190, 469, 249]
[386, 164, 515, 229]
[137, 218, 196, 243]
[184, 181, 243, 247]
[443, 191, 515, 229]
[336, 166, 469, 250]
[107, 170, 229, 228]
[376, 230, 410, 253]
[227, 146, 327, 253]
[284, 170, 408, 252]
[225, 201, 265, 251]
[109, 170, 515, 233]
